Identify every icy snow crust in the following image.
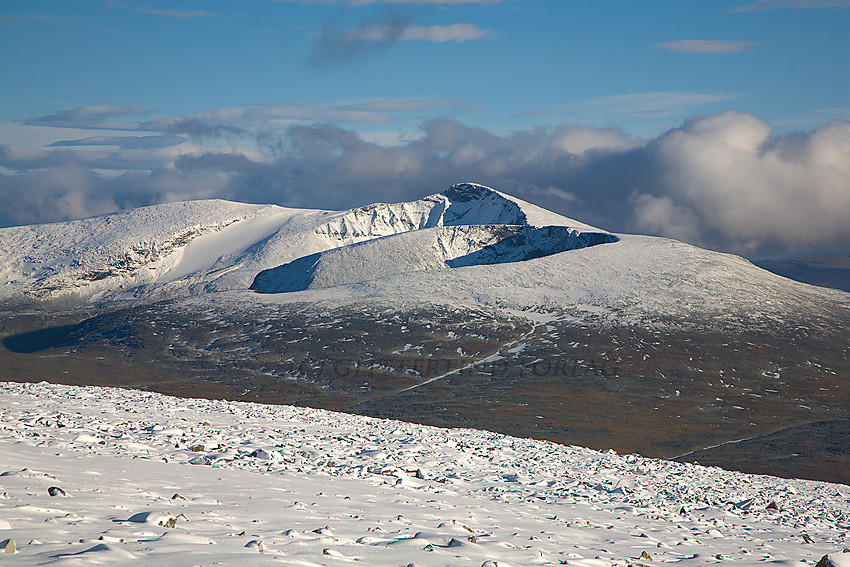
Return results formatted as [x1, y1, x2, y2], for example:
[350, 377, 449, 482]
[1, 381, 848, 566]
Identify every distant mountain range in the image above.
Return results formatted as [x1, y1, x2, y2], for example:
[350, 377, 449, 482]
[1, 183, 848, 484]
[757, 255, 850, 293]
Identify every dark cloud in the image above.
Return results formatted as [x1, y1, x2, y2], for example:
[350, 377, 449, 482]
[2, 112, 849, 259]
[309, 12, 493, 67]
[20, 104, 152, 130]
[310, 15, 414, 66]
[48, 135, 186, 149]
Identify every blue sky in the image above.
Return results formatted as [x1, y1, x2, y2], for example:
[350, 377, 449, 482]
[1, 0, 849, 258]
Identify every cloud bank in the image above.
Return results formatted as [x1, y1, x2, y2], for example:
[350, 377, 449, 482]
[2, 111, 849, 258]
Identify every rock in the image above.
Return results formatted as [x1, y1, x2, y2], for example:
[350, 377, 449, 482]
[815, 555, 836, 567]
[171, 493, 186, 500]
[640, 551, 652, 560]
[481, 561, 500, 567]
[190, 444, 205, 452]
[245, 539, 264, 551]
[447, 538, 462, 547]
[2, 539, 15, 554]
[48, 486, 66, 497]
[766, 501, 779, 510]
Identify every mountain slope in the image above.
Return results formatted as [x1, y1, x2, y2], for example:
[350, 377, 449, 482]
[1, 183, 849, 485]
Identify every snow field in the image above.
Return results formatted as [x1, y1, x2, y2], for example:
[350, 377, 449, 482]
[1, 381, 848, 566]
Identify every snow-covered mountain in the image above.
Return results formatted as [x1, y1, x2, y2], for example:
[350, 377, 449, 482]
[1, 182, 845, 326]
[2, 183, 849, 487]
[3, 183, 617, 306]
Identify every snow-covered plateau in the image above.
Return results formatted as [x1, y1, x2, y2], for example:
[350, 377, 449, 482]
[1, 380, 848, 566]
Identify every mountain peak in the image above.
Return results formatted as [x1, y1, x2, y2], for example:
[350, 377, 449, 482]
[443, 182, 500, 202]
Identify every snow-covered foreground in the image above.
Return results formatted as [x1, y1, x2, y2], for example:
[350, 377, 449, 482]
[1, 382, 848, 566]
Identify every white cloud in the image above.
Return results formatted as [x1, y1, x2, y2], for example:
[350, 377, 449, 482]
[655, 40, 761, 54]
[400, 23, 494, 42]
[550, 127, 640, 156]
[629, 192, 702, 243]
[322, 22, 493, 44]
[643, 112, 850, 254]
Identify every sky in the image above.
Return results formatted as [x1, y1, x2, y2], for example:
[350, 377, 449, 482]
[1, 0, 849, 259]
